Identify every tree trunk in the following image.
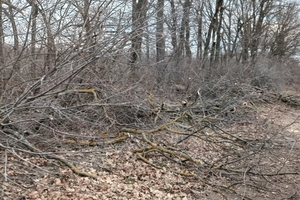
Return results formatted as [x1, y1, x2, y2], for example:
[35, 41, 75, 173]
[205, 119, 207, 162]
[0, 2, 4, 67]
[30, 0, 38, 78]
[210, 0, 223, 66]
[196, 2, 204, 60]
[169, 0, 177, 56]
[156, 0, 166, 83]
[203, 0, 223, 69]
[203, 2, 216, 68]
[0, 2, 4, 96]
[8, 0, 20, 71]
[251, 0, 271, 61]
[38, 7, 56, 73]
[156, 0, 165, 63]
[214, 1, 224, 63]
[183, 0, 192, 60]
[130, 0, 147, 65]
[178, 0, 192, 60]
[83, 0, 92, 48]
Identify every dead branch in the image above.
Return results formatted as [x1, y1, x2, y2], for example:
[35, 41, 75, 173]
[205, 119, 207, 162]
[1, 128, 97, 179]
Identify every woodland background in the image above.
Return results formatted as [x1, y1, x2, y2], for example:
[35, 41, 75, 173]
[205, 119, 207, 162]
[1, 0, 300, 199]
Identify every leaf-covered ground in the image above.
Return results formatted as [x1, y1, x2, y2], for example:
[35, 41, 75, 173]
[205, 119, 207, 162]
[1, 89, 300, 200]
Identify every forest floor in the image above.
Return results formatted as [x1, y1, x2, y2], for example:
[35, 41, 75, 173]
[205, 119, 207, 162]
[1, 87, 300, 200]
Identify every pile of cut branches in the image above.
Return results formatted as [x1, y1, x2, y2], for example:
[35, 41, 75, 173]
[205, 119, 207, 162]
[1, 76, 300, 198]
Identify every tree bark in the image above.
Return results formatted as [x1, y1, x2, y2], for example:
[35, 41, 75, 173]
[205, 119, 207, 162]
[203, 0, 223, 69]
[169, 0, 177, 55]
[196, 2, 204, 60]
[214, 1, 224, 63]
[37, 6, 56, 73]
[130, 0, 147, 65]
[156, 0, 166, 83]
[0, 2, 4, 66]
[156, 0, 165, 63]
[183, 0, 192, 60]
[0, 2, 4, 96]
[30, 0, 38, 78]
[177, 0, 192, 59]
[250, 0, 271, 61]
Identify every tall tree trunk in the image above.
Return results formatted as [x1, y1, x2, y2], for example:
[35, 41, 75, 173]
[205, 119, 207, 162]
[0, 2, 4, 96]
[45, 26, 56, 72]
[130, 0, 147, 80]
[178, 0, 192, 60]
[196, 2, 204, 60]
[169, 0, 177, 55]
[251, 0, 270, 61]
[210, 0, 223, 65]
[38, 7, 56, 73]
[178, 14, 185, 58]
[214, 1, 224, 63]
[203, 3, 216, 68]
[5, 0, 20, 89]
[145, 22, 150, 62]
[183, 0, 192, 60]
[83, 0, 92, 48]
[156, 0, 166, 83]
[229, 17, 242, 60]
[0, 2, 4, 66]
[30, 0, 38, 78]
[241, 22, 250, 63]
[8, 0, 19, 71]
[156, 0, 165, 63]
[203, 0, 223, 68]
[130, 0, 147, 65]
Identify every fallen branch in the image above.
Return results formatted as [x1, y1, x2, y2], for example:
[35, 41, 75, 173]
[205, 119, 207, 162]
[2, 128, 97, 179]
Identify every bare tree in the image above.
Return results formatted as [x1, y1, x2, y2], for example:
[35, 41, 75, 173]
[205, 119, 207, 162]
[168, 0, 178, 56]
[177, 0, 192, 60]
[156, 0, 166, 83]
[214, 0, 224, 63]
[156, 0, 165, 64]
[0, 1, 4, 67]
[268, 2, 300, 58]
[29, 0, 38, 78]
[36, 2, 58, 73]
[221, 0, 243, 61]
[183, 0, 192, 59]
[130, 0, 148, 66]
[195, 1, 204, 60]
[6, 0, 20, 71]
[250, 0, 273, 61]
[203, 0, 224, 68]
[0, 2, 4, 97]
